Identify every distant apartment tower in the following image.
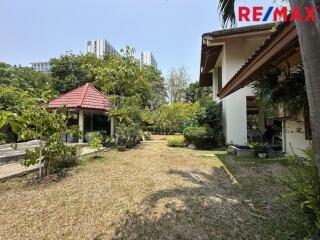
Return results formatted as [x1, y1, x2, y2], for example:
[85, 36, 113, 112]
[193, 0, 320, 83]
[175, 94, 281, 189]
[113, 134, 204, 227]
[31, 62, 51, 73]
[87, 39, 118, 58]
[141, 51, 157, 68]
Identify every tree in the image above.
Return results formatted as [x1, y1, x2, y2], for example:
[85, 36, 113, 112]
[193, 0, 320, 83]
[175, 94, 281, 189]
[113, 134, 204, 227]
[143, 65, 167, 110]
[154, 102, 201, 134]
[0, 107, 80, 178]
[0, 63, 56, 107]
[0, 86, 24, 113]
[95, 47, 152, 124]
[185, 82, 212, 103]
[50, 53, 103, 94]
[217, 0, 320, 179]
[167, 66, 190, 103]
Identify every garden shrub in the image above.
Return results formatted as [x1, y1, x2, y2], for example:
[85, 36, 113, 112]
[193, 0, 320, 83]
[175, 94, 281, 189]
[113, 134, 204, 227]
[89, 132, 104, 158]
[0, 132, 6, 144]
[142, 131, 152, 141]
[115, 123, 141, 148]
[183, 127, 207, 147]
[166, 136, 186, 147]
[58, 145, 81, 169]
[282, 147, 320, 237]
[197, 98, 225, 147]
[151, 102, 202, 134]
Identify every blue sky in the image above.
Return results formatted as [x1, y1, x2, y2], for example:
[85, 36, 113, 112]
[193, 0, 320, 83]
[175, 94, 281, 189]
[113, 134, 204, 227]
[0, 0, 275, 81]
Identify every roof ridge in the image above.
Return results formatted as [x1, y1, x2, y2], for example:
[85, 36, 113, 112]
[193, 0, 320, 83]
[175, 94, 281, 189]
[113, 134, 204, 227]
[78, 83, 90, 107]
[89, 84, 110, 102]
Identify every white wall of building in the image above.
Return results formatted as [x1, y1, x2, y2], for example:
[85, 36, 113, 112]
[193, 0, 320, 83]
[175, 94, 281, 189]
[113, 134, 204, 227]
[141, 51, 157, 68]
[31, 62, 51, 73]
[205, 31, 310, 155]
[209, 36, 268, 145]
[87, 39, 118, 58]
[284, 112, 312, 156]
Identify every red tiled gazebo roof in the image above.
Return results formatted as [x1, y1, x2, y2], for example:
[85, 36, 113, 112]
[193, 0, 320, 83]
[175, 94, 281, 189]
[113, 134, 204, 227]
[48, 83, 112, 111]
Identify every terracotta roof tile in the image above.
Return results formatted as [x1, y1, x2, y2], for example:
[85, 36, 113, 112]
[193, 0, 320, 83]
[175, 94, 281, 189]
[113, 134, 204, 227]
[48, 83, 112, 111]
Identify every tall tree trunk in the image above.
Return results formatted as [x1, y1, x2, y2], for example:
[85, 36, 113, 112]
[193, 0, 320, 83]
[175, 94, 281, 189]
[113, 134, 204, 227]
[289, 0, 320, 177]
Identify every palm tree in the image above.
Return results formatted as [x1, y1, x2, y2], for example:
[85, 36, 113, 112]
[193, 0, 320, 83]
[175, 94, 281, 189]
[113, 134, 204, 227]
[218, 0, 320, 178]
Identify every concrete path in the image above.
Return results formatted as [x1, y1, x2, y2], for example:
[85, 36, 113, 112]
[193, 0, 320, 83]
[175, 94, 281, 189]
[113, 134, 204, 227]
[0, 146, 106, 180]
[0, 140, 89, 166]
[0, 140, 40, 165]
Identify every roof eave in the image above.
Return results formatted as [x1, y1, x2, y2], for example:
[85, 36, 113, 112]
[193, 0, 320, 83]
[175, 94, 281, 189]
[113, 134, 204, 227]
[218, 22, 298, 99]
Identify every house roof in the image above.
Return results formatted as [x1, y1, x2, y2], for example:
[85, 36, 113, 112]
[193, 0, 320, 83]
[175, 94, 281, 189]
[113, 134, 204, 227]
[202, 23, 275, 39]
[199, 23, 275, 87]
[48, 83, 112, 111]
[218, 21, 299, 99]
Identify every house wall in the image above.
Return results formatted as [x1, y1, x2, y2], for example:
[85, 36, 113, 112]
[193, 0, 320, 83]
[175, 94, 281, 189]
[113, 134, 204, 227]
[212, 68, 219, 101]
[284, 112, 312, 156]
[211, 37, 268, 145]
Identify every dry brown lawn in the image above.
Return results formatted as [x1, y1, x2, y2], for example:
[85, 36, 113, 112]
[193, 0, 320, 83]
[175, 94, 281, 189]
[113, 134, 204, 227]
[0, 135, 306, 239]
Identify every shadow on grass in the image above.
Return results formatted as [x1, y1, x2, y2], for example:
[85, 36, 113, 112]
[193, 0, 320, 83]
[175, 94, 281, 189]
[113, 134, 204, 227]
[111, 152, 306, 240]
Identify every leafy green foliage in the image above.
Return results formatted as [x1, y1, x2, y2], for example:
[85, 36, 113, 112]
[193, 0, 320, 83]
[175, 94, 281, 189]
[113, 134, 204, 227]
[197, 97, 225, 146]
[0, 63, 56, 111]
[166, 135, 186, 147]
[218, 0, 236, 27]
[283, 147, 320, 237]
[95, 47, 162, 121]
[0, 132, 6, 144]
[143, 96, 224, 148]
[142, 65, 166, 110]
[95, 47, 151, 103]
[93, 47, 166, 145]
[252, 65, 307, 117]
[185, 82, 211, 103]
[50, 53, 103, 94]
[142, 131, 152, 141]
[6, 107, 81, 177]
[89, 133, 104, 158]
[115, 123, 141, 148]
[183, 127, 208, 147]
[0, 111, 25, 134]
[151, 102, 201, 134]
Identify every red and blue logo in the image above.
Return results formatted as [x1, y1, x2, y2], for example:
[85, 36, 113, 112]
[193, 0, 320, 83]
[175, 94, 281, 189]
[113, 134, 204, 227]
[238, 6, 319, 22]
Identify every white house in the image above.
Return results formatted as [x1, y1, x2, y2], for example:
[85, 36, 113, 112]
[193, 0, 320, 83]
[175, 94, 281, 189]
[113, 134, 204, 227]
[199, 22, 312, 156]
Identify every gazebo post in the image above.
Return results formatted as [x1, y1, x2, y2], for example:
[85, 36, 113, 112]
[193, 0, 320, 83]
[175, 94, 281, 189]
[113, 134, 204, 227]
[79, 110, 84, 143]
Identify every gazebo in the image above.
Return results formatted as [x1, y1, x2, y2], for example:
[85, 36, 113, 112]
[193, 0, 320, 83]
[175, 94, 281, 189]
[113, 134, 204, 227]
[48, 83, 113, 143]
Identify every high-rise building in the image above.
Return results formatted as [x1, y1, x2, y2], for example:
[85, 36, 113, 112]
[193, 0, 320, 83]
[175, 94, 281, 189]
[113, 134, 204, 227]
[141, 51, 157, 68]
[31, 62, 51, 73]
[87, 39, 118, 58]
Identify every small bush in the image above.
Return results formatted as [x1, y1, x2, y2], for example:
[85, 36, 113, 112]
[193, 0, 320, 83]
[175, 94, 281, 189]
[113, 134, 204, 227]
[183, 127, 207, 147]
[282, 147, 320, 237]
[0, 132, 6, 144]
[59, 145, 81, 168]
[115, 123, 141, 148]
[89, 133, 104, 158]
[167, 136, 186, 147]
[142, 131, 152, 141]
